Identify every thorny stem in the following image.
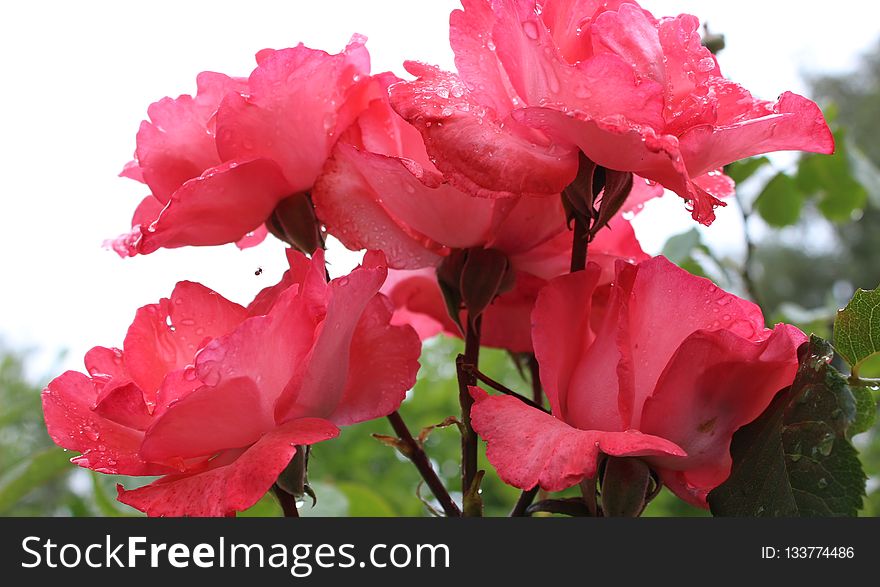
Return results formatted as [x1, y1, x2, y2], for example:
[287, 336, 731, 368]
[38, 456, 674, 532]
[386, 411, 462, 517]
[510, 487, 539, 517]
[272, 484, 300, 518]
[464, 364, 549, 414]
[456, 316, 483, 514]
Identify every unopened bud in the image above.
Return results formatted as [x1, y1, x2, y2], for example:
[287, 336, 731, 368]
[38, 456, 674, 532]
[267, 193, 323, 254]
[600, 457, 653, 517]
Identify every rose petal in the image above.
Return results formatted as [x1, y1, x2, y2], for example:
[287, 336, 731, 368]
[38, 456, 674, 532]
[41, 371, 170, 476]
[235, 224, 269, 250]
[136, 71, 246, 203]
[118, 418, 339, 517]
[327, 295, 421, 425]
[531, 266, 603, 417]
[215, 38, 372, 192]
[390, 62, 578, 199]
[624, 256, 768, 425]
[123, 281, 248, 407]
[135, 158, 293, 254]
[312, 144, 446, 269]
[275, 253, 389, 421]
[471, 387, 685, 491]
[641, 325, 806, 507]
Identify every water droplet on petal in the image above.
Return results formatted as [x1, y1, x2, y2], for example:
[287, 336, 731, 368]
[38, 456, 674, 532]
[697, 57, 716, 72]
[522, 21, 539, 40]
[183, 365, 198, 381]
[201, 369, 221, 387]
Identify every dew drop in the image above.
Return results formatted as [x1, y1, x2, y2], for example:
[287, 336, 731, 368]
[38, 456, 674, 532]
[815, 433, 835, 457]
[817, 478, 828, 489]
[201, 369, 221, 387]
[522, 20, 539, 40]
[183, 365, 198, 382]
[322, 113, 335, 133]
[697, 57, 716, 73]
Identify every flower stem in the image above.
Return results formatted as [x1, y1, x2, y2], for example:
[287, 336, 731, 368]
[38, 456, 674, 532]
[456, 316, 483, 514]
[510, 487, 539, 517]
[464, 364, 549, 413]
[386, 411, 461, 517]
[528, 354, 543, 408]
[734, 188, 764, 308]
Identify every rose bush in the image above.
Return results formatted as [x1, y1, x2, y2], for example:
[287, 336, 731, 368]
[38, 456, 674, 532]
[42, 250, 420, 516]
[313, 71, 658, 352]
[471, 256, 806, 507]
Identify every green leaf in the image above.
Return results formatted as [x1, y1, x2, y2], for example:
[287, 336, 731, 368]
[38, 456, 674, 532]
[726, 156, 771, 184]
[708, 336, 867, 517]
[797, 130, 868, 222]
[0, 448, 72, 513]
[755, 172, 803, 227]
[834, 286, 880, 376]
[661, 228, 704, 265]
[850, 384, 877, 438]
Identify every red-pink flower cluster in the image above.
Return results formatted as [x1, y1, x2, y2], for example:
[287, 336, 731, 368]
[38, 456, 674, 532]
[43, 0, 830, 516]
[43, 251, 420, 516]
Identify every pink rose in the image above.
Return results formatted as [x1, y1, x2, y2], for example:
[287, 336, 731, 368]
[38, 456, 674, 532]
[313, 72, 583, 271]
[471, 256, 806, 507]
[312, 70, 659, 351]
[41, 250, 421, 516]
[381, 213, 649, 353]
[111, 36, 377, 256]
[389, 0, 833, 224]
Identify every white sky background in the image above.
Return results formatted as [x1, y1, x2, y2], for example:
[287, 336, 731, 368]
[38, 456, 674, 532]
[0, 0, 877, 380]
